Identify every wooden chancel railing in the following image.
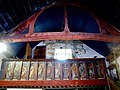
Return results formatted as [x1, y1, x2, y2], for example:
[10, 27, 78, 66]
[0, 58, 108, 88]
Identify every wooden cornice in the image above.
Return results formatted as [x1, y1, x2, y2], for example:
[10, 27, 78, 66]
[1, 2, 120, 43]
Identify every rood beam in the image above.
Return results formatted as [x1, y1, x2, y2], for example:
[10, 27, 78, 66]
[1, 32, 120, 42]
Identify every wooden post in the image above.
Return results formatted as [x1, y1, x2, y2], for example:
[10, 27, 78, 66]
[25, 43, 32, 59]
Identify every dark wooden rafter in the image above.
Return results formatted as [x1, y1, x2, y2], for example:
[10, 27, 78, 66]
[0, 2, 120, 42]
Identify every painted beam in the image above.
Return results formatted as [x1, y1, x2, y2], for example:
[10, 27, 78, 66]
[63, 4, 70, 33]
[1, 32, 120, 42]
[0, 79, 108, 87]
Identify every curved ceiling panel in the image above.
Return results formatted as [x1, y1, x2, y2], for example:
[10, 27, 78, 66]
[34, 5, 64, 33]
[67, 5, 100, 33]
[34, 4, 100, 33]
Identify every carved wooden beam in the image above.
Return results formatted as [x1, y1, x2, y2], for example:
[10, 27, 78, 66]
[1, 32, 120, 42]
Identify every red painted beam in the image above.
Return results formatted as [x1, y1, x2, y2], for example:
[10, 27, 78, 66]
[0, 79, 108, 87]
[63, 4, 69, 33]
[1, 32, 120, 42]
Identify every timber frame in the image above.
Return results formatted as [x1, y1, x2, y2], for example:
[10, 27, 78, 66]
[0, 2, 120, 43]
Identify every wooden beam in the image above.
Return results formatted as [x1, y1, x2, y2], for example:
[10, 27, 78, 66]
[63, 4, 69, 33]
[25, 43, 32, 59]
[0, 79, 108, 87]
[1, 32, 120, 42]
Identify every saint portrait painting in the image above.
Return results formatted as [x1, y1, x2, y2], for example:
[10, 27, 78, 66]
[38, 62, 44, 80]
[55, 62, 61, 80]
[62, 63, 69, 80]
[29, 62, 37, 80]
[46, 62, 53, 80]
[21, 62, 30, 80]
[5, 62, 14, 80]
[79, 62, 87, 80]
[95, 61, 104, 79]
[13, 61, 22, 80]
[87, 62, 95, 79]
[71, 62, 79, 80]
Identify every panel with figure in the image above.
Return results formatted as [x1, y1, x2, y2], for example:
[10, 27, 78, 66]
[5, 62, 14, 80]
[55, 62, 61, 80]
[86, 62, 95, 79]
[95, 61, 104, 79]
[13, 61, 22, 80]
[29, 62, 37, 80]
[71, 62, 78, 80]
[21, 62, 30, 80]
[78, 62, 87, 80]
[46, 62, 53, 80]
[38, 62, 44, 80]
[62, 63, 70, 80]
[110, 67, 119, 81]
